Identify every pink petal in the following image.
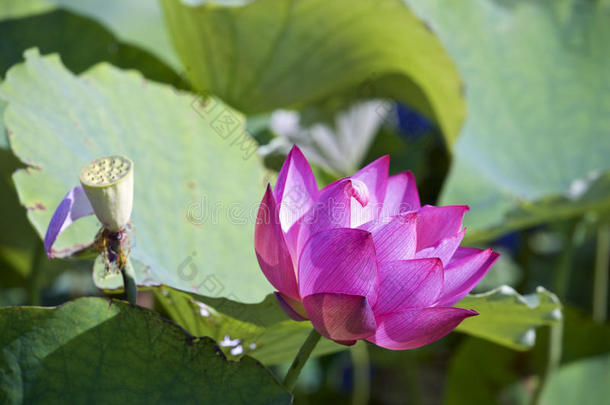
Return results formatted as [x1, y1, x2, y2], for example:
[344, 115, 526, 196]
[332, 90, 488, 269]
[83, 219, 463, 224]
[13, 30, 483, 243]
[283, 220, 302, 267]
[274, 292, 308, 321]
[298, 228, 377, 304]
[416, 205, 469, 251]
[450, 246, 481, 260]
[255, 185, 299, 299]
[359, 212, 417, 263]
[368, 306, 477, 350]
[44, 186, 94, 258]
[373, 258, 443, 315]
[382, 171, 420, 216]
[274, 145, 318, 232]
[414, 229, 465, 266]
[296, 178, 354, 254]
[350, 156, 389, 226]
[303, 293, 377, 341]
[437, 248, 500, 306]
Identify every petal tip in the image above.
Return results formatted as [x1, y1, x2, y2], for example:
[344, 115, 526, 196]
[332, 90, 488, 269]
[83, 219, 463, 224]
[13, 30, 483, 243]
[264, 182, 273, 197]
[345, 179, 369, 207]
[288, 144, 304, 157]
[256, 186, 278, 225]
[285, 144, 310, 172]
[480, 248, 501, 265]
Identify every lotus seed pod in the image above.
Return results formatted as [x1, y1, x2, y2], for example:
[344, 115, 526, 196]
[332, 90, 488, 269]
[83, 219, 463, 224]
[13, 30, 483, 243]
[79, 155, 134, 232]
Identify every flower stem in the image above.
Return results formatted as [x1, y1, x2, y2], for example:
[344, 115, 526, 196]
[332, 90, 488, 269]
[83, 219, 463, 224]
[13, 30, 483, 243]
[283, 329, 321, 391]
[350, 341, 370, 405]
[593, 222, 610, 323]
[104, 227, 137, 305]
[121, 258, 138, 305]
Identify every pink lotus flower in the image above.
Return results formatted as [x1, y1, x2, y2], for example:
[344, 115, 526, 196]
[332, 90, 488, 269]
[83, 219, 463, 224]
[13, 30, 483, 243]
[255, 146, 499, 349]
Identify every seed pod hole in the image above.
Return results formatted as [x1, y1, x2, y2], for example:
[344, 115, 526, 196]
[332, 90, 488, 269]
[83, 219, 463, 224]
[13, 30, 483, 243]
[80, 156, 133, 187]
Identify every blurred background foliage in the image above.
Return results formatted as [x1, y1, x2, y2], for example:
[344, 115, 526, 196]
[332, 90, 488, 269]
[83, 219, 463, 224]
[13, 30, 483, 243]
[0, 0, 609, 404]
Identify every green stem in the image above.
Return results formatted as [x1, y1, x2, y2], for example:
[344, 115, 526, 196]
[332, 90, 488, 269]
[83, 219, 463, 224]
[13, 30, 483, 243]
[106, 228, 137, 305]
[404, 351, 422, 405]
[26, 239, 44, 306]
[350, 342, 370, 405]
[593, 222, 610, 323]
[552, 220, 578, 299]
[283, 329, 321, 391]
[121, 258, 138, 305]
[534, 320, 563, 405]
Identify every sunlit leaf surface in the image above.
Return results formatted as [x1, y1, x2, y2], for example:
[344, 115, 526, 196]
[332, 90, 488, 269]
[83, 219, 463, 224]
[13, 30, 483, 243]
[404, 0, 610, 241]
[456, 286, 562, 350]
[1, 49, 272, 303]
[155, 286, 345, 365]
[161, 0, 465, 146]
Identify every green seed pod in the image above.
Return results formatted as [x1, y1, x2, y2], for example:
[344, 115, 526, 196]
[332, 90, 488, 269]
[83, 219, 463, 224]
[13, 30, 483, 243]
[79, 155, 134, 231]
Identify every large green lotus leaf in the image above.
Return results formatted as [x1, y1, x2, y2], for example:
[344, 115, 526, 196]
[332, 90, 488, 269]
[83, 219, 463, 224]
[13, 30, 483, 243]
[2, 91, 97, 294]
[539, 354, 610, 405]
[0, 49, 271, 303]
[0, 9, 182, 87]
[403, 0, 610, 241]
[455, 286, 562, 350]
[0, 297, 291, 404]
[0, 0, 180, 71]
[160, 0, 465, 146]
[155, 286, 344, 365]
[71, 0, 180, 69]
[50, 0, 181, 70]
[0, 8, 183, 288]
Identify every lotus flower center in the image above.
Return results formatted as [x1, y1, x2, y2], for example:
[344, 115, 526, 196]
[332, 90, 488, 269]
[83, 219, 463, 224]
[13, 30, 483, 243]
[345, 179, 369, 207]
[80, 155, 132, 186]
